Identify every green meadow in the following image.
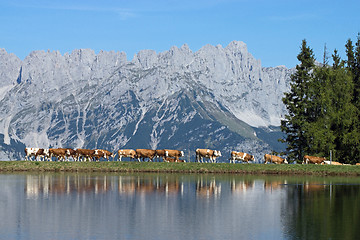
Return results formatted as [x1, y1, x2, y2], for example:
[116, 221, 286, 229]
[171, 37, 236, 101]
[0, 161, 359, 176]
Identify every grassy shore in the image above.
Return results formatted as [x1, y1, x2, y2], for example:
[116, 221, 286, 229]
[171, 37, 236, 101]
[0, 161, 360, 176]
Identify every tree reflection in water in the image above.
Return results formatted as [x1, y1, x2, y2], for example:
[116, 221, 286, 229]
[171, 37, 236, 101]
[283, 180, 360, 240]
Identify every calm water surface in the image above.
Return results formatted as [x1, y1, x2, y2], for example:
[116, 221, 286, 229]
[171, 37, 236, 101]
[0, 173, 359, 240]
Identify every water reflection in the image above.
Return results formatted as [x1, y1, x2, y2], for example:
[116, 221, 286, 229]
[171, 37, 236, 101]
[1, 173, 360, 240]
[283, 180, 360, 240]
[25, 174, 226, 200]
[196, 176, 221, 199]
[230, 178, 254, 193]
[118, 175, 183, 196]
[25, 174, 114, 198]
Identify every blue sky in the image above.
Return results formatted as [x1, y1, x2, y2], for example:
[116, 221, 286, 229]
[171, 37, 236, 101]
[0, 0, 359, 68]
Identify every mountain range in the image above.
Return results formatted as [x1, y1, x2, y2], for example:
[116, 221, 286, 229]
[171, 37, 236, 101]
[0, 41, 294, 162]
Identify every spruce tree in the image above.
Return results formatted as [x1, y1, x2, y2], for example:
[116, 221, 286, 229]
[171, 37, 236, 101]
[332, 49, 343, 69]
[327, 66, 357, 163]
[354, 33, 360, 106]
[281, 40, 315, 162]
[303, 65, 335, 157]
[345, 39, 355, 70]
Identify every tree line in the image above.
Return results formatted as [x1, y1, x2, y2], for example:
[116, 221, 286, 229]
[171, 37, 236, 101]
[281, 33, 360, 164]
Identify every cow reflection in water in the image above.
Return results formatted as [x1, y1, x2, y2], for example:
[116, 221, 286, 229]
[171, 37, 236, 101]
[196, 176, 221, 199]
[302, 181, 326, 194]
[263, 180, 287, 192]
[118, 176, 183, 196]
[262, 179, 326, 194]
[230, 178, 254, 193]
[25, 174, 112, 198]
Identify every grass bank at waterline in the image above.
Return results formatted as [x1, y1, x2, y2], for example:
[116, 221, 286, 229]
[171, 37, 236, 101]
[0, 161, 360, 176]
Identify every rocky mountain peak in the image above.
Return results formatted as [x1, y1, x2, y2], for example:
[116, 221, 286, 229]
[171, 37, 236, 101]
[0, 42, 294, 161]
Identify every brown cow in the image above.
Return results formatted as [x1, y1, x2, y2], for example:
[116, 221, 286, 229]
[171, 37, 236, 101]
[155, 150, 166, 162]
[49, 148, 67, 161]
[230, 151, 255, 163]
[164, 157, 176, 162]
[76, 149, 95, 162]
[264, 154, 288, 164]
[117, 149, 136, 161]
[195, 148, 221, 163]
[165, 149, 184, 161]
[135, 149, 157, 162]
[302, 155, 326, 164]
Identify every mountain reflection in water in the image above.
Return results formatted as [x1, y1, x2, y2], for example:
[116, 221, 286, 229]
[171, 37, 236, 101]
[0, 173, 359, 240]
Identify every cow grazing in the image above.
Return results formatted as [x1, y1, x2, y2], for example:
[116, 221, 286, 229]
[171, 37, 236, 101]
[76, 149, 95, 162]
[230, 151, 255, 164]
[165, 149, 184, 161]
[264, 154, 288, 164]
[164, 157, 176, 162]
[117, 149, 136, 161]
[324, 160, 343, 165]
[164, 157, 186, 163]
[135, 149, 157, 162]
[302, 155, 326, 164]
[155, 150, 166, 162]
[195, 149, 221, 163]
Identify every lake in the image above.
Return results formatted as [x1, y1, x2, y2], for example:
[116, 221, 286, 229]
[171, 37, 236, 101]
[0, 173, 359, 240]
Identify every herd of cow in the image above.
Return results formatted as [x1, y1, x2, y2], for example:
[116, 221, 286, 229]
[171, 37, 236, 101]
[24, 147, 335, 164]
[24, 148, 216, 163]
[24, 148, 188, 163]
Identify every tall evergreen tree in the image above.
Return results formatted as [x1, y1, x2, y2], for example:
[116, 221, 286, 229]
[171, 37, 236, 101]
[327, 66, 358, 163]
[281, 40, 315, 162]
[345, 39, 355, 70]
[303, 65, 335, 157]
[354, 33, 360, 107]
[332, 49, 343, 69]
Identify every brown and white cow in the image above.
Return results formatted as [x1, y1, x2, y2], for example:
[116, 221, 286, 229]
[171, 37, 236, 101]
[264, 154, 288, 164]
[302, 155, 326, 164]
[64, 148, 77, 161]
[165, 149, 184, 161]
[76, 149, 95, 162]
[117, 149, 136, 161]
[25, 148, 45, 161]
[38, 148, 50, 161]
[230, 151, 255, 164]
[135, 149, 157, 162]
[195, 149, 221, 163]
[93, 149, 114, 161]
